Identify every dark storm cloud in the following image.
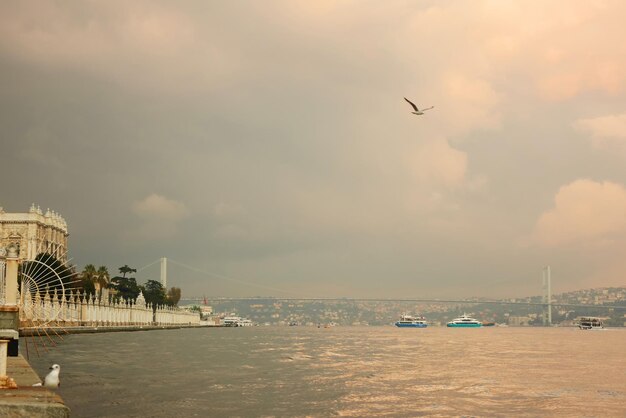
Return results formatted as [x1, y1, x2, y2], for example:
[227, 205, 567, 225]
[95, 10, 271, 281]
[2, 1, 626, 298]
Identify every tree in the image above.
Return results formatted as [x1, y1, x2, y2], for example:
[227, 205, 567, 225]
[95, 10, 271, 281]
[80, 264, 98, 297]
[142, 280, 167, 309]
[188, 305, 202, 319]
[82, 264, 97, 279]
[81, 277, 96, 297]
[110, 265, 140, 302]
[118, 265, 137, 278]
[95, 266, 110, 295]
[167, 287, 182, 306]
[110, 277, 140, 302]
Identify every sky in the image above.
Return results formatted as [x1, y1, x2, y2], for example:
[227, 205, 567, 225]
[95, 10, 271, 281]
[1, 1, 626, 299]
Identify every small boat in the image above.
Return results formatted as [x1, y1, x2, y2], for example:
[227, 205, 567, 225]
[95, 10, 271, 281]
[577, 317, 604, 330]
[481, 321, 496, 327]
[447, 314, 482, 328]
[395, 314, 428, 328]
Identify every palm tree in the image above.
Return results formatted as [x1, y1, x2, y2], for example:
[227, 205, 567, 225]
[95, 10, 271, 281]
[82, 264, 97, 277]
[81, 264, 98, 297]
[95, 266, 110, 298]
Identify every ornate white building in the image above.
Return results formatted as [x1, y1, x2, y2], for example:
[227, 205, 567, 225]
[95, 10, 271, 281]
[0, 204, 69, 262]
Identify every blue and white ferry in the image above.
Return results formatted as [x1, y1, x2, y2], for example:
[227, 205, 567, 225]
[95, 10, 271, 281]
[395, 314, 428, 328]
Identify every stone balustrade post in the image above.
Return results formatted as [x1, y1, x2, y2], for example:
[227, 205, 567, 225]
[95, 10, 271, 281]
[80, 295, 88, 325]
[0, 340, 7, 376]
[4, 246, 18, 306]
[0, 244, 20, 360]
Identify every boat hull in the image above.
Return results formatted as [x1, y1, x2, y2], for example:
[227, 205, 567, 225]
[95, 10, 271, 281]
[395, 322, 427, 328]
[447, 323, 482, 328]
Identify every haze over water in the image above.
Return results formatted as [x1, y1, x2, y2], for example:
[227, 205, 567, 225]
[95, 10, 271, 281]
[27, 327, 626, 417]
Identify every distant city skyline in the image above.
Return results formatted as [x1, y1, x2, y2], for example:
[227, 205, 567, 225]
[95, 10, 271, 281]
[2, 1, 626, 299]
[200, 286, 626, 327]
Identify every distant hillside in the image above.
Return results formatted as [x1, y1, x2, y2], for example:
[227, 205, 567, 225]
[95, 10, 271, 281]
[201, 287, 626, 327]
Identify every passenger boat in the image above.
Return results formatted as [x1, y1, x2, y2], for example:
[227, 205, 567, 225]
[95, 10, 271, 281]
[238, 318, 253, 327]
[447, 314, 482, 328]
[395, 314, 428, 328]
[577, 317, 604, 330]
[222, 315, 254, 327]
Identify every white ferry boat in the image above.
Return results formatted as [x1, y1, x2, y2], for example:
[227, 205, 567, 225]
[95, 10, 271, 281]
[395, 314, 428, 328]
[222, 315, 254, 327]
[447, 314, 482, 328]
[577, 317, 604, 330]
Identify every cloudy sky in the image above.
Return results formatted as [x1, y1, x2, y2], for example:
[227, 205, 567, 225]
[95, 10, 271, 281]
[2, 1, 626, 299]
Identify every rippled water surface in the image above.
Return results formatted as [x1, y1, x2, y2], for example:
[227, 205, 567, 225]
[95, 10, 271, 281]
[27, 327, 626, 417]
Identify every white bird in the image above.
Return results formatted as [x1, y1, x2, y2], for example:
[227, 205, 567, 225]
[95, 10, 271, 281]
[404, 97, 434, 115]
[32, 364, 61, 388]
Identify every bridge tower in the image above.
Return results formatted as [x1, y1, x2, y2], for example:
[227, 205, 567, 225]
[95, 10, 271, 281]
[542, 266, 552, 326]
[160, 257, 167, 288]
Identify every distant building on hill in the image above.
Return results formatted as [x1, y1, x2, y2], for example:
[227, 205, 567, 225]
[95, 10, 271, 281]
[508, 316, 531, 326]
[0, 204, 69, 262]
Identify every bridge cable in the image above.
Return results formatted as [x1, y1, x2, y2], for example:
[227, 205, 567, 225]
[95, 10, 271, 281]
[166, 258, 302, 297]
[136, 259, 161, 273]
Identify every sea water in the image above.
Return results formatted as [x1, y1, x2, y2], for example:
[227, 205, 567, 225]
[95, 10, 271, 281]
[26, 326, 626, 417]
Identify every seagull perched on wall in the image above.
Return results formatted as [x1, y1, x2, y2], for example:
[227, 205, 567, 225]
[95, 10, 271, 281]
[32, 364, 61, 388]
[404, 97, 434, 115]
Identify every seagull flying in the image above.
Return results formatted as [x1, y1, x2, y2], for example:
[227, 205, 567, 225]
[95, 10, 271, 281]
[33, 364, 61, 388]
[404, 97, 434, 115]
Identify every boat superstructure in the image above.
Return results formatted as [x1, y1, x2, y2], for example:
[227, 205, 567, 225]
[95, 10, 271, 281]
[395, 314, 428, 328]
[447, 314, 482, 328]
[222, 315, 254, 327]
[577, 317, 604, 330]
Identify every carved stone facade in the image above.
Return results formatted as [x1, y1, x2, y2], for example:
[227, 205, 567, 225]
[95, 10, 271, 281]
[0, 204, 69, 262]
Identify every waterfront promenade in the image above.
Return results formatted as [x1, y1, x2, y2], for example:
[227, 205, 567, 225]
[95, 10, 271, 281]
[19, 323, 203, 337]
[1, 355, 69, 417]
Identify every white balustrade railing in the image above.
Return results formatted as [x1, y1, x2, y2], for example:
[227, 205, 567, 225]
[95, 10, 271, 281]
[0, 260, 5, 305]
[18, 290, 199, 328]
